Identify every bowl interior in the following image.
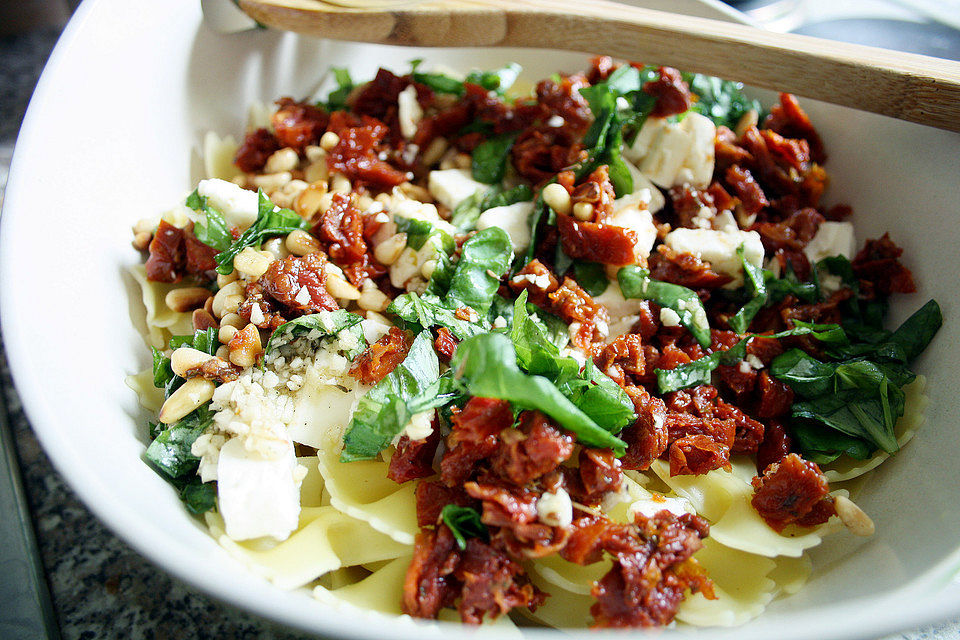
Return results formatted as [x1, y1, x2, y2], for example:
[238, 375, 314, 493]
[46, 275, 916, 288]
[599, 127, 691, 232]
[3, 0, 960, 638]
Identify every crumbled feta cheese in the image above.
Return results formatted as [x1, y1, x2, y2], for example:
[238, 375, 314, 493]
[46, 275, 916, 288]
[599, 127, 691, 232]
[617, 160, 666, 213]
[546, 115, 565, 127]
[493, 316, 508, 329]
[739, 361, 753, 374]
[397, 85, 423, 140]
[606, 204, 658, 262]
[389, 197, 456, 236]
[249, 302, 265, 326]
[360, 313, 392, 343]
[427, 169, 487, 210]
[477, 201, 533, 255]
[637, 119, 695, 188]
[217, 437, 301, 541]
[746, 354, 765, 370]
[401, 409, 434, 442]
[537, 488, 573, 527]
[803, 221, 856, 264]
[627, 494, 694, 521]
[389, 247, 421, 289]
[659, 307, 682, 327]
[712, 209, 738, 232]
[198, 178, 259, 230]
[677, 113, 716, 188]
[664, 228, 765, 287]
[191, 433, 226, 482]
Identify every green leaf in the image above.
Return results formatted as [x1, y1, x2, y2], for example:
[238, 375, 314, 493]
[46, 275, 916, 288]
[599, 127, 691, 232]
[441, 504, 488, 550]
[683, 73, 763, 130]
[510, 291, 580, 379]
[186, 189, 233, 252]
[160, 328, 219, 398]
[324, 67, 354, 111]
[388, 292, 490, 341]
[445, 227, 514, 315]
[558, 360, 637, 434]
[145, 404, 214, 479]
[655, 339, 750, 393]
[885, 299, 942, 363]
[450, 333, 627, 453]
[790, 420, 874, 463]
[618, 266, 712, 348]
[341, 332, 441, 461]
[464, 63, 522, 93]
[215, 191, 309, 274]
[729, 244, 767, 334]
[152, 347, 175, 389]
[471, 133, 517, 184]
[264, 309, 366, 355]
[180, 478, 218, 515]
[393, 216, 455, 254]
[169, 327, 219, 355]
[572, 261, 609, 297]
[412, 71, 465, 95]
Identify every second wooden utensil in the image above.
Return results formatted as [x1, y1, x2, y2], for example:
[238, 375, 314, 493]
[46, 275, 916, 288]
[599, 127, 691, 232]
[237, 0, 960, 133]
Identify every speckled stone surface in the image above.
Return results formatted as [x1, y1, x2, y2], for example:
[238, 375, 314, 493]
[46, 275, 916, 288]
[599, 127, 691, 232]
[0, 19, 957, 640]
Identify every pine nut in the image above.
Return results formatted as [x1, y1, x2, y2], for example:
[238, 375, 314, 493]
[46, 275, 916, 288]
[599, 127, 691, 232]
[192, 308, 217, 331]
[234, 247, 274, 279]
[228, 323, 263, 368]
[735, 109, 759, 137]
[373, 233, 408, 266]
[219, 325, 239, 344]
[305, 145, 326, 164]
[285, 229, 321, 256]
[252, 172, 292, 193]
[216, 345, 230, 360]
[217, 270, 238, 288]
[212, 281, 244, 318]
[132, 231, 152, 251]
[165, 287, 212, 313]
[453, 153, 471, 169]
[357, 281, 389, 312]
[264, 147, 299, 174]
[295, 182, 328, 219]
[421, 259, 437, 279]
[573, 202, 594, 221]
[835, 495, 875, 537]
[261, 238, 289, 261]
[326, 273, 361, 300]
[542, 183, 572, 216]
[159, 377, 216, 424]
[356, 194, 374, 211]
[219, 313, 245, 329]
[330, 173, 351, 195]
[320, 131, 340, 151]
[170, 347, 216, 377]
[304, 160, 329, 184]
[421, 137, 449, 167]
[133, 218, 155, 235]
[399, 182, 431, 202]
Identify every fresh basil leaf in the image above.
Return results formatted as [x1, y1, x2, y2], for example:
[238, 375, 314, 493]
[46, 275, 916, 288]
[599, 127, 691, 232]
[618, 266, 711, 348]
[792, 384, 901, 454]
[729, 244, 767, 334]
[572, 261, 609, 297]
[790, 419, 874, 463]
[683, 73, 763, 130]
[464, 63, 521, 93]
[450, 189, 488, 232]
[265, 309, 366, 354]
[655, 339, 750, 393]
[186, 188, 233, 252]
[441, 504, 488, 550]
[412, 71, 465, 95]
[215, 191, 309, 274]
[145, 404, 214, 479]
[885, 299, 942, 363]
[769, 349, 837, 397]
[558, 360, 636, 434]
[448, 185, 531, 233]
[169, 327, 219, 355]
[325, 67, 354, 111]
[389, 292, 490, 341]
[510, 291, 580, 380]
[471, 133, 517, 184]
[484, 184, 533, 210]
[451, 333, 627, 453]
[180, 478, 217, 515]
[394, 216, 455, 254]
[341, 332, 440, 461]
[152, 347, 175, 389]
[445, 227, 513, 315]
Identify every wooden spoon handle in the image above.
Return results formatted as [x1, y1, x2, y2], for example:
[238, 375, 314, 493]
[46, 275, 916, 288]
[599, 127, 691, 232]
[238, 0, 960, 133]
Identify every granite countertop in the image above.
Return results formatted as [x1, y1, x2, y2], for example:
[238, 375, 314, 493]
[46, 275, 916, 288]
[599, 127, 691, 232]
[0, 20, 956, 640]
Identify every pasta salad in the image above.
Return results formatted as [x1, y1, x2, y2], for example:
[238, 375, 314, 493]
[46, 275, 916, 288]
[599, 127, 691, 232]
[127, 57, 941, 629]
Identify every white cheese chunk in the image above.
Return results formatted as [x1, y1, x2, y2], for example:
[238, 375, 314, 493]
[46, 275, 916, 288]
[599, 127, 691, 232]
[360, 314, 392, 344]
[536, 488, 573, 527]
[478, 201, 533, 255]
[197, 178, 259, 230]
[639, 121, 694, 189]
[665, 228, 765, 287]
[389, 197, 456, 236]
[288, 375, 367, 449]
[397, 85, 423, 140]
[618, 159, 666, 214]
[427, 169, 487, 210]
[712, 209, 738, 232]
[803, 221, 856, 264]
[660, 307, 681, 327]
[623, 117, 669, 164]
[402, 409, 435, 442]
[217, 437, 301, 541]
[607, 205, 658, 262]
[627, 495, 694, 521]
[677, 113, 716, 188]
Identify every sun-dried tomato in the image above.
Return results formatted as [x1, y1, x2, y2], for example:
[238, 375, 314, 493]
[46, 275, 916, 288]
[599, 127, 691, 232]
[557, 213, 641, 266]
[620, 386, 669, 471]
[313, 192, 385, 285]
[764, 93, 826, 164]
[755, 371, 794, 419]
[578, 448, 623, 497]
[456, 537, 546, 623]
[388, 429, 441, 484]
[491, 411, 574, 486]
[751, 453, 832, 531]
[587, 55, 618, 84]
[325, 111, 407, 190]
[648, 245, 733, 289]
[403, 526, 460, 618]
[257, 252, 340, 320]
[272, 97, 329, 152]
[235, 127, 281, 173]
[725, 165, 769, 218]
[755, 419, 793, 472]
[511, 128, 584, 184]
[645, 67, 694, 118]
[596, 334, 646, 387]
[433, 326, 458, 362]
[669, 435, 730, 476]
[440, 397, 514, 487]
[145, 221, 217, 283]
[851, 233, 916, 295]
[349, 326, 413, 385]
[414, 481, 474, 528]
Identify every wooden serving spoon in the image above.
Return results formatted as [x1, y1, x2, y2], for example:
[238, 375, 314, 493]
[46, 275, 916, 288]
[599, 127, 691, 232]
[236, 0, 960, 133]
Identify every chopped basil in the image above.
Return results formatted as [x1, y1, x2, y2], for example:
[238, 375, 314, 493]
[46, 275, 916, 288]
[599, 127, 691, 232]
[450, 184, 532, 232]
[471, 133, 518, 184]
[186, 188, 233, 251]
[451, 332, 627, 454]
[169, 327, 219, 354]
[340, 332, 441, 461]
[683, 73, 764, 130]
[389, 292, 491, 341]
[728, 245, 767, 334]
[510, 292, 580, 380]
[264, 309, 366, 355]
[179, 478, 218, 515]
[572, 261, 609, 297]
[324, 67, 354, 112]
[441, 504, 488, 550]
[444, 227, 513, 315]
[156, 328, 219, 398]
[618, 266, 712, 348]
[464, 63, 521, 93]
[393, 216, 455, 253]
[145, 404, 213, 479]
[215, 190, 309, 275]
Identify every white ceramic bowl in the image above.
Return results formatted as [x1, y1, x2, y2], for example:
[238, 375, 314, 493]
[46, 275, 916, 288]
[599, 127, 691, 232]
[3, 0, 960, 638]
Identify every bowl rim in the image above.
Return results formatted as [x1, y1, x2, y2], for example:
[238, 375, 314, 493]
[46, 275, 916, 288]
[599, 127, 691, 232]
[3, 0, 960, 638]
